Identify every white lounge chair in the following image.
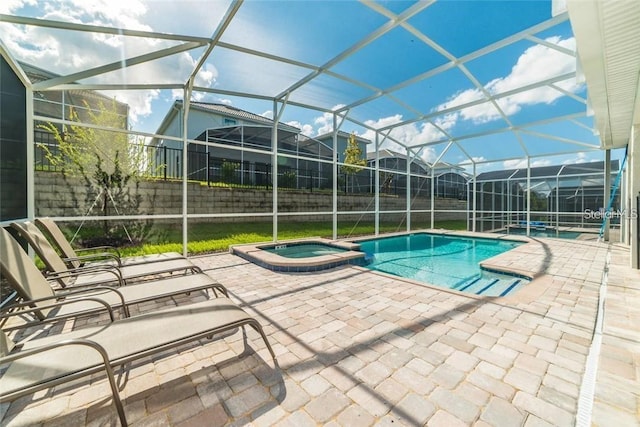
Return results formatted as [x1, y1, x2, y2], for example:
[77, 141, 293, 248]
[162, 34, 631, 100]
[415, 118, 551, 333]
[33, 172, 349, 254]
[11, 221, 202, 288]
[0, 297, 276, 426]
[35, 217, 185, 267]
[0, 227, 227, 322]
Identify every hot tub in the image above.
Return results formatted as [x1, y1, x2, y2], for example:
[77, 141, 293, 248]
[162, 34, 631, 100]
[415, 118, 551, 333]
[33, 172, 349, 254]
[231, 239, 365, 272]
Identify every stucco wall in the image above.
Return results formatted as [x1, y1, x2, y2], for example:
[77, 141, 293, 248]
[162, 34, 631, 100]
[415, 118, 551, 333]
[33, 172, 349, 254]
[35, 171, 467, 222]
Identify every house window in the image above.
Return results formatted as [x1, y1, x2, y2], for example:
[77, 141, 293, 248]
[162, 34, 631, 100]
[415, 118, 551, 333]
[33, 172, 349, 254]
[224, 118, 236, 126]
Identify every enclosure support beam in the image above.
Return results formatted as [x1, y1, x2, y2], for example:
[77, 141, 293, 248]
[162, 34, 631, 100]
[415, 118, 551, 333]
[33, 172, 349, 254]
[472, 162, 477, 232]
[181, 87, 191, 257]
[26, 88, 34, 222]
[507, 177, 511, 231]
[628, 126, 640, 268]
[406, 148, 412, 231]
[375, 133, 381, 236]
[430, 142, 453, 230]
[603, 149, 611, 241]
[492, 182, 495, 231]
[581, 184, 585, 228]
[556, 173, 560, 230]
[621, 165, 627, 243]
[272, 100, 279, 242]
[332, 115, 338, 240]
[430, 164, 435, 230]
[526, 157, 531, 236]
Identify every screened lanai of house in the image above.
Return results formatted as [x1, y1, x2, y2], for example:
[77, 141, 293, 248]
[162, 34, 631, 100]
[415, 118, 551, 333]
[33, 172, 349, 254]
[1, 0, 638, 268]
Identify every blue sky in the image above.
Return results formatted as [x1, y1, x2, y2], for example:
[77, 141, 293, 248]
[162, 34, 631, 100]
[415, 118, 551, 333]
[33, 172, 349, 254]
[1, 0, 622, 170]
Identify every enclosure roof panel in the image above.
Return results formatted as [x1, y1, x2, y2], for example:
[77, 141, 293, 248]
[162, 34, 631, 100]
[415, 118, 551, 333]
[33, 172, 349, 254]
[1, 0, 632, 167]
[476, 159, 619, 182]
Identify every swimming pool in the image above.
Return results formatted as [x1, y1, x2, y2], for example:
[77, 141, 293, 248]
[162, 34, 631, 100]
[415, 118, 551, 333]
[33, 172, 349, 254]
[501, 227, 582, 239]
[358, 233, 528, 297]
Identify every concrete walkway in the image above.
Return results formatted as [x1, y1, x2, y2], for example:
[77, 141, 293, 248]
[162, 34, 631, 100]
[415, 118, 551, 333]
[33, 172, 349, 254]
[1, 235, 638, 426]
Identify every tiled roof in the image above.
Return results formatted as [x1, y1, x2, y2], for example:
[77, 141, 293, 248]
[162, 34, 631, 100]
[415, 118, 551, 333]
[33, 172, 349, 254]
[188, 101, 300, 133]
[316, 130, 372, 144]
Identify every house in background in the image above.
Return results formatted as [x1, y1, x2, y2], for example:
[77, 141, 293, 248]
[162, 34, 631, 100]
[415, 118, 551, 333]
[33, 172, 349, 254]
[151, 101, 368, 189]
[315, 130, 370, 164]
[19, 61, 130, 170]
[431, 161, 470, 199]
[473, 160, 620, 231]
[1, 58, 130, 221]
[362, 149, 469, 198]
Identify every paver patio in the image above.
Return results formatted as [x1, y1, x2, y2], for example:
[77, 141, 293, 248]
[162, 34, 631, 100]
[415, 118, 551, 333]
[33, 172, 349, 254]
[1, 233, 638, 426]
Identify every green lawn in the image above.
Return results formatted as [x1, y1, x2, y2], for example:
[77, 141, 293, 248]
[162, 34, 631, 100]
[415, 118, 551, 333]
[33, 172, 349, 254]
[67, 219, 468, 256]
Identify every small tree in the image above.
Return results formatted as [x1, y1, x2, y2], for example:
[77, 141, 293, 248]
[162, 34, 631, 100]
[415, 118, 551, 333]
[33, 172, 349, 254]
[38, 99, 147, 242]
[340, 132, 366, 192]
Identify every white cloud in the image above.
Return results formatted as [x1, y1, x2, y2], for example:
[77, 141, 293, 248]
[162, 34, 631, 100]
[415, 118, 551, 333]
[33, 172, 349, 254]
[286, 121, 314, 136]
[459, 156, 493, 174]
[261, 110, 274, 120]
[562, 152, 589, 164]
[417, 147, 437, 164]
[438, 37, 580, 125]
[360, 115, 452, 149]
[356, 115, 451, 164]
[503, 158, 552, 169]
[0, 0, 36, 14]
[309, 104, 345, 136]
[1, 1, 222, 123]
[460, 156, 488, 165]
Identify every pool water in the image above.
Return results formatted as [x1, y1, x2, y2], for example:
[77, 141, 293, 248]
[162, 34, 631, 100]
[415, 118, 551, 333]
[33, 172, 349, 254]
[502, 228, 581, 239]
[358, 233, 528, 297]
[264, 243, 347, 258]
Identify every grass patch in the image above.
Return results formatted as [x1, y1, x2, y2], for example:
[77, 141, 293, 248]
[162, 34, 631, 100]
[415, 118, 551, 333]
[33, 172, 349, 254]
[65, 219, 467, 257]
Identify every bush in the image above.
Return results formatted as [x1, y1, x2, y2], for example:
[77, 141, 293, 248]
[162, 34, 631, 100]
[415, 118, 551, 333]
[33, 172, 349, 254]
[280, 170, 297, 188]
[221, 161, 239, 184]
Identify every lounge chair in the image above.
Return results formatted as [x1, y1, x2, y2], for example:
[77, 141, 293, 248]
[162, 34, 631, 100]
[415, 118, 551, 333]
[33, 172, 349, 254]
[0, 227, 227, 323]
[35, 217, 184, 267]
[0, 298, 276, 426]
[11, 221, 201, 288]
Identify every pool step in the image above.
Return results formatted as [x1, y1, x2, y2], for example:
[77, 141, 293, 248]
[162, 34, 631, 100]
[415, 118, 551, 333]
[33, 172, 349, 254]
[455, 275, 526, 297]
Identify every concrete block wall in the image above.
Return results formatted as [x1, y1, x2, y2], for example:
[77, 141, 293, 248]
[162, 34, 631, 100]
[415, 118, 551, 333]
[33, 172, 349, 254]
[35, 171, 467, 222]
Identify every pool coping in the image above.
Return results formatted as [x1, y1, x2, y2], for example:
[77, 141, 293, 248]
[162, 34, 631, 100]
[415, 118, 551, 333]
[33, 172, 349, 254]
[342, 228, 564, 304]
[416, 229, 541, 280]
[493, 225, 600, 240]
[349, 229, 538, 297]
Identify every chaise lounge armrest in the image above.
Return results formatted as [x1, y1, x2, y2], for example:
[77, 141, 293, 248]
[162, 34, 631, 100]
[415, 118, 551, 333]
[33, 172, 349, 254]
[1, 286, 129, 325]
[63, 250, 122, 267]
[44, 264, 125, 287]
[1, 295, 117, 329]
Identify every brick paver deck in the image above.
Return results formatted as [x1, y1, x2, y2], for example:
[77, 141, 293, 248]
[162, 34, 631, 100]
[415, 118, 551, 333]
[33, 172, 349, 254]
[1, 233, 638, 426]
